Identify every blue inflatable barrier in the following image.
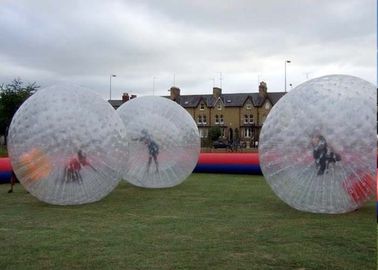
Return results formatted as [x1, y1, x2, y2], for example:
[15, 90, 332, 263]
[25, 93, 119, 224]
[194, 164, 261, 174]
[0, 171, 12, 183]
[193, 153, 262, 174]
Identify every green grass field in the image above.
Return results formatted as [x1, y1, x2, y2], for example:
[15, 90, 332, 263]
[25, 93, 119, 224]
[0, 174, 376, 270]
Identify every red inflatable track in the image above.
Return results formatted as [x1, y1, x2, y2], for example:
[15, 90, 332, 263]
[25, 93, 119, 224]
[0, 158, 12, 171]
[198, 153, 259, 165]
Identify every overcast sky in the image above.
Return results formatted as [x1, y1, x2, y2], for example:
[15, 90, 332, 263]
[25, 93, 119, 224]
[0, 0, 376, 99]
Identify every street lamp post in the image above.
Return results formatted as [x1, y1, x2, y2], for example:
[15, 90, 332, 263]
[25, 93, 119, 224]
[284, 60, 291, 92]
[109, 74, 116, 100]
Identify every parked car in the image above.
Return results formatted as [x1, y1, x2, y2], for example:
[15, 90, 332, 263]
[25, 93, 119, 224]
[212, 140, 230, 149]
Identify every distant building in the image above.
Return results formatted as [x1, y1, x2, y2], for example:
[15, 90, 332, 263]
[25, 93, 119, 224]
[109, 82, 286, 147]
[167, 82, 285, 146]
[108, 93, 137, 109]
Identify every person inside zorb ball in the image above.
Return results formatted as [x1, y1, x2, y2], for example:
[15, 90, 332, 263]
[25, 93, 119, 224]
[117, 96, 200, 188]
[259, 74, 376, 214]
[132, 129, 160, 173]
[7, 84, 128, 205]
[311, 135, 341, 176]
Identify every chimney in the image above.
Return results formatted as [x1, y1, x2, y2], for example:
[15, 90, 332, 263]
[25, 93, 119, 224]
[259, 82, 267, 97]
[122, 93, 129, 102]
[169, 86, 180, 102]
[213, 87, 222, 99]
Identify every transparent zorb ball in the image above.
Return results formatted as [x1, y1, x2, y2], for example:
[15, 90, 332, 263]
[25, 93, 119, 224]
[117, 96, 200, 188]
[259, 75, 376, 213]
[7, 84, 128, 205]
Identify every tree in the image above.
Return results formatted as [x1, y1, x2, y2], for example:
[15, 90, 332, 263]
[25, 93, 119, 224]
[0, 78, 39, 144]
[208, 126, 221, 143]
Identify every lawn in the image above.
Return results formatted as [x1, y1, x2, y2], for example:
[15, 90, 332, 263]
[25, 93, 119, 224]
[0, 174, 376, 270]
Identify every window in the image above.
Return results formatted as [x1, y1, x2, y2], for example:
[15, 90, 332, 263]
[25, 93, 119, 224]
[249, 114, 254, 124]
[199, 128, 208, 138]
[244, 114, 248, 124]
[265, 102, 271, 110]
[200, 103, 205, 110]
[220, 128, 225, 138]
[246, 103, 252, 110]
[244, 114, 254, 124]
[220, 114, 224, 125]
[217, 103, 222, 110]
[198, 115, 207, 125]
[215, 114, 219, 124]
[244, 127, 252, 138]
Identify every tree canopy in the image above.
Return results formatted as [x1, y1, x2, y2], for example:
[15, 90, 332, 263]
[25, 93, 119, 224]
[208, 126, 221, 142]
[0, 78, 39, 141]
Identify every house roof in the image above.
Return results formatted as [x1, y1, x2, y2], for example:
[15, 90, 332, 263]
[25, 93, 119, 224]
[109, 91, 286, 109]
[164, 92, 286, 108]
[267, 92, 286, 105]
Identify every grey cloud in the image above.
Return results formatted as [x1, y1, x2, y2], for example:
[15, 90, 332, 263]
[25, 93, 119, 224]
[0, 0, 375, 98]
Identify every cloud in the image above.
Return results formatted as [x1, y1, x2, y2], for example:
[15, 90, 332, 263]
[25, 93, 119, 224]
[0, 0, 375, 99]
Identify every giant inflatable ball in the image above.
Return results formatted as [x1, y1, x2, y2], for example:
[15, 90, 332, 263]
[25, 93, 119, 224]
[259, 75, 376, 213]
[7, 84, 128, 205]
[117, 96, 200, 188]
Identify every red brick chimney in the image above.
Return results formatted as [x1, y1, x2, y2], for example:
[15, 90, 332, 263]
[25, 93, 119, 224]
[122, 93, 129, 102]
[169, 86, 180, 102]
[259, 82, 267, 97]
[213, 87, 222, 99]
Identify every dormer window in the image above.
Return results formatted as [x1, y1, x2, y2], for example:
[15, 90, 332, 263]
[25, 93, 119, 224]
[249, 114, 254, 124]
[184, 101, 189, 105]
[226, 99, 231, 103]
[244, 114, 254, 124]
[265, 102, 271, 110]
[200, 103, 205, 110]
[217, 103, 222, 110]
[246, 103, 252, 110]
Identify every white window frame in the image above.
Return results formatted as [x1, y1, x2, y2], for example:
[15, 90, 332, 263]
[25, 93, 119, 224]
[244, 114, 248, 124]
[244, 127, 252, 138]
[197, 115, 202, 124]
[249, 114, 254, 124]
[220, 128, 225, 138]
[200, 103, 205, 110]
[199, 128, 206, 138]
